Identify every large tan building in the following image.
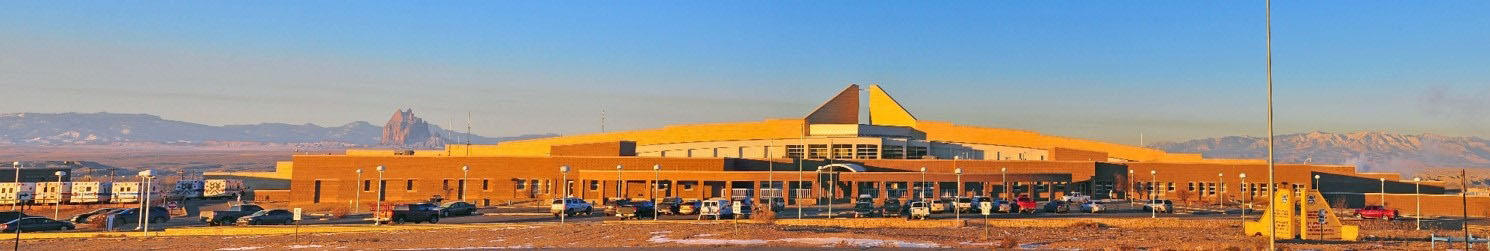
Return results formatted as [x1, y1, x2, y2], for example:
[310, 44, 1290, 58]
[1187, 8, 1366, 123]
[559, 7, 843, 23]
[280, 84, 1444, 212]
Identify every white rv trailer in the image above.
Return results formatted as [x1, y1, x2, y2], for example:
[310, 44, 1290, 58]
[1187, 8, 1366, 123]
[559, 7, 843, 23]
[202, 179, 245, 199]
[171, 180, 205, 200]
[0, 183, 36, 205]
[35, 182, 73, 204]
[69, 182, 114, 204]
[112, 181, 166, 204]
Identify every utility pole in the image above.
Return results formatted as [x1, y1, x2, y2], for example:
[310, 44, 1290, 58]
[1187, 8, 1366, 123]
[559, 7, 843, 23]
[1463, 169, 1470, 250]
[1265, 0, 1277, 249]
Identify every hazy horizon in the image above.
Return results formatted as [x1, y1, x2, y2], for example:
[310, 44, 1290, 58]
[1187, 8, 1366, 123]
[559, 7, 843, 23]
[3, 1, 1488, 145]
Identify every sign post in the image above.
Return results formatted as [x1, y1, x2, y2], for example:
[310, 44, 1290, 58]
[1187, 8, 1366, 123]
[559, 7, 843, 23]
[293, 208, 303, 242]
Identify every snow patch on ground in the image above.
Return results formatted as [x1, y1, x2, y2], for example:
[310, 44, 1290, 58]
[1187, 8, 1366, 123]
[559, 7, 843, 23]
[216, 247, 263, 251]
[392, 246, 532, 250]
[693, 233, 717, 237]
[287, 245, 323, 249]
[647, 234, 940, 248]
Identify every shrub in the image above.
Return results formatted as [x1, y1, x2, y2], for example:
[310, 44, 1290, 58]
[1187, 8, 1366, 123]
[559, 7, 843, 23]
[995, 235, 1017, 248]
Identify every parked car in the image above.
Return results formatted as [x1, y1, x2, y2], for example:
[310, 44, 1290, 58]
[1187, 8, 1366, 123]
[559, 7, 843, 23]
[1142, 199, 1174, 213]
[852, 197, 878, 218]
[201, 204, 265, 226]
[615, 200, 656, 220]
[1043, 200, 1070, 213]
[766, 197, 786, 212]
[995, 199, 1016, 213]
[881, 199, 904, 217]
[603, 199, 631, 216]
[678, 200, 702, 215]
[1079, 201, 1106, 213]
[731, 199, 753, 219]
[975, 197, 994, 215]
[236, 209, 296, 225]
[1354, 205, 1399, 220]
[2, 217, 74, 232]
[907, 201, 931, 220]
[0, 212, 30, 225]
[550, 198, 593, 217]
[955, 197, 974, 213]
[929, 198, 949, 213]
[1016, 197, 1039, 214]
[698, 199, 733, 220]
[1062, 192, 1092, 204]
[376, 203, 441, 224]
[113, 206, 171, 224]
[655, 197, 682, 215]
[70, 208, 120, 223]
[439, 201, 478, 217]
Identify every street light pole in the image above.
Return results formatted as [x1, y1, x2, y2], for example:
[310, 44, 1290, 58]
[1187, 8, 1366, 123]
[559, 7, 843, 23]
[1127, 170, 1135, 200]
[1240, 173, 1247, 218]
[53, 171, 64, 219]
[461, 165, 470, 202]
[653, 164, 660, 221]
[1150, 170, 1157, 219]
[1379, 178, 1386, 207]
[919, 167, 927, 200]
[1414, 177, 1422, 230]
[375, 165, 385, 225]
[615, 165, 624, 199]
[11, 161, 19, 211]
[354, 169, 363, 214]
[1218, 173, 1225, 214]
[1001, 168, 1008, 200]
[559, 165, 569, 225]
[955, 168, 963, 221]
[138, 170, 154, 236]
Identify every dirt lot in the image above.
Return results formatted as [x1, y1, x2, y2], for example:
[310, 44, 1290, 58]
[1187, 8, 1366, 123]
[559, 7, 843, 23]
[14, 218, 1483, 250]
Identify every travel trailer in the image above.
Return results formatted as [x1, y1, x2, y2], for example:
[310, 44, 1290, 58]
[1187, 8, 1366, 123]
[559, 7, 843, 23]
[0, 183, 36, 205]
[69, 182, 114, 204]
[112, 181, 166, 204]
[171, 180, 205, 200]
[35, 182, 73, 204]
[202, 179, 245, 199]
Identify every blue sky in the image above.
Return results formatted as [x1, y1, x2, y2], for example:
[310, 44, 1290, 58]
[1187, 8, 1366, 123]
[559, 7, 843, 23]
[2, 1, 1487, 144]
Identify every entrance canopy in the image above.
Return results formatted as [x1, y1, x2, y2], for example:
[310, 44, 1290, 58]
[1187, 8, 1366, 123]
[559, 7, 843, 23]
[816, 163, 866, 172]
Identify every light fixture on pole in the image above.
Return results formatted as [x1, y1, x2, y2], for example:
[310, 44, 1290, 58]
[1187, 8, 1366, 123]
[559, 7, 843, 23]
[1240, 173, 1247, 218]
[53, 171, 64, 219]
[559, 165, 569, 225]
[1001, 168, 1008, 200]
[1313, 174, 1321, 191]
[461, 165, 470, 202]
[955, 167, 963, 220]
[1379, 178, 1386, 207]
[1150, 170, 1157, 219]
[1218, 173, 1225, 214]
[10, 161, 19, 211]
[375, 165, 385, 225]
[1414, 177, 1422, 230]
[652, 164, 660, 221]
[137, 170, 155, 235]
[1128, 170, 1135, 200]
[615, 165, 624, 199]
[919, 167, 927, 200]
[354, 169, 363, 214]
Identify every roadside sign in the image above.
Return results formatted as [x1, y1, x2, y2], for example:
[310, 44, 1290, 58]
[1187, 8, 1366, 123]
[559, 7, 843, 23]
[980, 202, 992, 215]
[293, 208, 303, 221]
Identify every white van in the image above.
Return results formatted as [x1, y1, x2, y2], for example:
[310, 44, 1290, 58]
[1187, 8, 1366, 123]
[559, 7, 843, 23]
[0, 183, 36, 205]
[697, 199, 734, 220]
[171, 180, 204, 200]
[36, 182, 72, 204]
[112, 181, 165, 203]
[69, 182, 114, 204]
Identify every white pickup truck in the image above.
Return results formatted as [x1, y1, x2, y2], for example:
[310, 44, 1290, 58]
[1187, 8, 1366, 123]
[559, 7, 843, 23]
[550, 198, 593, 217]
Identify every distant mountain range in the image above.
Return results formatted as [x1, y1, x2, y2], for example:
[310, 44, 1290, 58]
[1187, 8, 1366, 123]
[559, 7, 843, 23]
[0, 111, 556, 147]
[1152, 132, 1490, 173]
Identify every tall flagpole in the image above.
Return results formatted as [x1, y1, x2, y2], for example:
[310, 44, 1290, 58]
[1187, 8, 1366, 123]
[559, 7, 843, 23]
[1266, 0, 1277, 249]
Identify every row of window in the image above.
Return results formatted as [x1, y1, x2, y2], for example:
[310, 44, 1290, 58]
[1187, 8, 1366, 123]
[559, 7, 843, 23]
[783, 144, 928, 160]
[362, 179, 494, 192]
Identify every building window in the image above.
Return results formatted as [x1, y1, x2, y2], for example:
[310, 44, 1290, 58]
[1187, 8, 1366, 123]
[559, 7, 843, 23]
[406, 180, 415, 191]
[786, 145, 805, 159]
[516, 180, 526, 190]
[443, 180, 451, 190]
[882, 145, 905, 159]
[1167, 183, 1175, 192]
[682, 182, 694, 191]
[807, 144, 829, 159]
[908, 146, 928, 159]
[855, 144, 878, 159]
[831, 144, 853, 159]
[363, 180, 371, 192]
[1188, 182, 1196, 191]
[482, 179, 490, 190]
[590, 181, 600, 191]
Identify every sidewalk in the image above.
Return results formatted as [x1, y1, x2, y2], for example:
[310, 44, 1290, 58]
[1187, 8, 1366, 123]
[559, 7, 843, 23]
[14, 224, 493, 240]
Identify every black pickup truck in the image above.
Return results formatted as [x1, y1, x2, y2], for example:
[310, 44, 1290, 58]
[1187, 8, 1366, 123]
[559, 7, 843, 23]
[201, 204, 265, 226]
[375, 203, 441, 224]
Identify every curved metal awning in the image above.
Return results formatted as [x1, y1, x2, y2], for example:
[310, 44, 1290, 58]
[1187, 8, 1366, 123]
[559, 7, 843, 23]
[816, 163, 866, 172]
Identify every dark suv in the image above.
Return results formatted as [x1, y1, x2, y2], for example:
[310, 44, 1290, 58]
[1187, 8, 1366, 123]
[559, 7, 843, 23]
[377, 203, 442, 224]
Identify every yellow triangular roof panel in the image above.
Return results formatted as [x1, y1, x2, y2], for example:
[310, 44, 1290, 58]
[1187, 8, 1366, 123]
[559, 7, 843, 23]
[868, 84, 917, 127]
[804, 84, 860, 124]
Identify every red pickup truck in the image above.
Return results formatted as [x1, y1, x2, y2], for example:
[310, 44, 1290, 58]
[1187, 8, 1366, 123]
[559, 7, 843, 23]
[1353, 205, 1398, 220]
[1015, 196, 1038, 214]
